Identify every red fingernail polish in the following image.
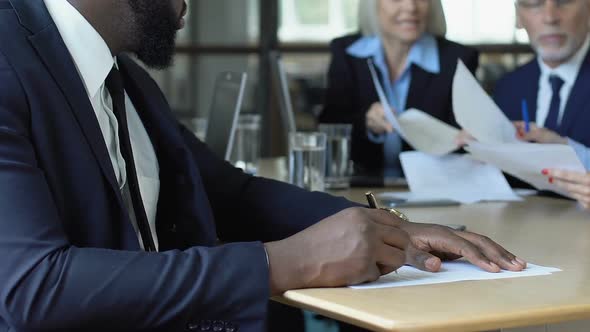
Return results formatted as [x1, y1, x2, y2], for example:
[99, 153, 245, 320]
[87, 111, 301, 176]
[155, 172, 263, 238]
[542, 169, 549, 175]
[549, 177, 554, 184]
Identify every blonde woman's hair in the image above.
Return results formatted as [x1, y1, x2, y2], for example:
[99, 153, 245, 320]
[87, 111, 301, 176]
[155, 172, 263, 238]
[358, 0, 447, 37]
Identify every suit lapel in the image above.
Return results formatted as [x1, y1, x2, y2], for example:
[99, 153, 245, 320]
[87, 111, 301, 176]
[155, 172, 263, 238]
[15, 0, 121, 197]
[9, 0, 50, 33]
[560, 51, 590, 135]
[28, 30, 121, 194]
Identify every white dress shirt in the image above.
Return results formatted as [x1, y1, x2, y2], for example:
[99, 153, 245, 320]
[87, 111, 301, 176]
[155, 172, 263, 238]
[44, 0, 161, 250]
[536, 35, 590, 127]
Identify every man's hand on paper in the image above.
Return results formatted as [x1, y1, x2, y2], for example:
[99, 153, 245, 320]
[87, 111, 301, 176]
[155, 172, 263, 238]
[514, 121, 568, 144]
[455, 130, 476, 147]
[366, 102, 394, 134]
[265, 207, 527, 294]
[542, 168, 590, 210]
[264, 207, 409, 295]
[399, 221, 527, 273]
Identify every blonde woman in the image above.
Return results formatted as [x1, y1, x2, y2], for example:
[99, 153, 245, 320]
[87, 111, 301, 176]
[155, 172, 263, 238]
[320, 0, 478, 177]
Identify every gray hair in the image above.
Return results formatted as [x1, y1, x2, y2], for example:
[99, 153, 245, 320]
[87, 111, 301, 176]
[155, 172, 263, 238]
[358, 0, 447, 37]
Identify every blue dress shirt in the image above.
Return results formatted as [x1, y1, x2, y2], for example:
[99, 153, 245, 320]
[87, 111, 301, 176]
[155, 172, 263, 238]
[347, 34, 440, 176]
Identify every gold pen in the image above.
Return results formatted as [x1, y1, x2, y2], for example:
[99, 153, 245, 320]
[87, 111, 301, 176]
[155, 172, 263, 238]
[365, 191, 380, 209]
[365, 192, 410, 222]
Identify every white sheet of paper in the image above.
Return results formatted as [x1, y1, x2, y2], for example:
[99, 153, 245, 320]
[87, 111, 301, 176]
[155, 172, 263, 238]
[350, 261, 561, 289]
[368, 60, 466, 156]
[399, 152, 521, 204]
[466, 142, 586, 197]
[398, 109, 460, 156]
[367, 59, 405, 135]
[453, 60, 518, 144]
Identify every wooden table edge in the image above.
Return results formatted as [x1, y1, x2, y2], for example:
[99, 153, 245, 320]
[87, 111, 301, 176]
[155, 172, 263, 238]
[274, 292, 590, 332]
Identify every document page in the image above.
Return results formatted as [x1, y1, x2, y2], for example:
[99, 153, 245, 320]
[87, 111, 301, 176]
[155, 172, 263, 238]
[399, 152, 521, 204]
[368, 61, 459, 155]
[350, 261, 561, 289]
[398, 109, 460, 156]
[453, 60, 518, 144]
[466, 142, 585, 197]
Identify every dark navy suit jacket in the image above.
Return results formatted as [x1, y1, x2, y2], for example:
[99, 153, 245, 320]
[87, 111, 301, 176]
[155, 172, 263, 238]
[319, 34, 479, 172]
[494, 47, 590, 146]
[0, 1, 354, 331]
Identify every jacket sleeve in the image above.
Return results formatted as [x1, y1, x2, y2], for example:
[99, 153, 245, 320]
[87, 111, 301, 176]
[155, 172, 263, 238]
[178, 125, 358, 243]
[0, 53, 268, 331]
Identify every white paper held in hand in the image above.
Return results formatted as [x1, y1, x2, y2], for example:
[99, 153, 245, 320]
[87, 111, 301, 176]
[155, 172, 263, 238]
[367, 60, 460, 155]
[398, 109, 460, 156]
[452, 60, 518, 144]
[466, 142, 586, 198]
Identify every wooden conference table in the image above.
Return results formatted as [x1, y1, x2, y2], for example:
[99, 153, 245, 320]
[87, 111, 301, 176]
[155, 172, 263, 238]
[258, 158, 590, 332]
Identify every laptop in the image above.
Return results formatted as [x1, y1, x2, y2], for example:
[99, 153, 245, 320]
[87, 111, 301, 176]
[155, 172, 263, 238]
[270, 51, 297, 135]
[204, 71, 247, 161]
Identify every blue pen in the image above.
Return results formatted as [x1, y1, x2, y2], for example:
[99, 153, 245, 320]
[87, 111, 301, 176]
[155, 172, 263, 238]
[521, 99, 530, 133]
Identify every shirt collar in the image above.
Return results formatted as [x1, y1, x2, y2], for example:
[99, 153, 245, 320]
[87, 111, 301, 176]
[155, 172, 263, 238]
[44, 0, 115, 99]
[347, 33, 440, 74]
[538, 34, 590, 86]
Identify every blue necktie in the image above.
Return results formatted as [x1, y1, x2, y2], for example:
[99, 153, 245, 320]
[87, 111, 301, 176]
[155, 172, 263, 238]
[544, 74, 565, 131]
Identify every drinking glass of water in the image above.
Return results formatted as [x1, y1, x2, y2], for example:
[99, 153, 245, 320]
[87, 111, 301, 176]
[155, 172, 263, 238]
[289, 132, 327, 192]
[318, 123, 353, 189]
[231, 114, 261, 175]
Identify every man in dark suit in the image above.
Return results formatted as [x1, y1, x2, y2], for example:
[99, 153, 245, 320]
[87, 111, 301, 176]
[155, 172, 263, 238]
[494, 0, 590, 212]
[0, 0, 525, 331]
[495, 0, 590, 150]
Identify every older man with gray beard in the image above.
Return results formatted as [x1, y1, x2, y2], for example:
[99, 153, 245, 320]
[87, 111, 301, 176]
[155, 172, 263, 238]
[491, 0, 590, 209]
